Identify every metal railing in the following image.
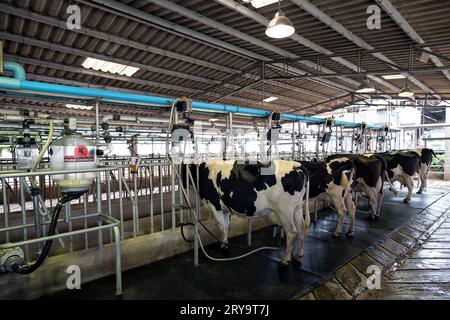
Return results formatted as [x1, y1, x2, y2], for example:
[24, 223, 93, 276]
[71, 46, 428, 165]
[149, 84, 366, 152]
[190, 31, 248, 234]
[0, 156, 209, 295]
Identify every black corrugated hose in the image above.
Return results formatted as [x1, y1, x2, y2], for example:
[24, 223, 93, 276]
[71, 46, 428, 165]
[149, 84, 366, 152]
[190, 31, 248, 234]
[12, 192, 83, 274]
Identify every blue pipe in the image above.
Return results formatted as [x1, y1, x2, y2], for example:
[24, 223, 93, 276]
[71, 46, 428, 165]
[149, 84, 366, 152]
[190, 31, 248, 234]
[0, 65, 390, 130]
[3, 61, 26, 80]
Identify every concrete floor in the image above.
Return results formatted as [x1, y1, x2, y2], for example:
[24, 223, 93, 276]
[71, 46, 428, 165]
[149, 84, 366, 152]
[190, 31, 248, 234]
[360, 212, 450, 300]
[43, 186, 449, 300]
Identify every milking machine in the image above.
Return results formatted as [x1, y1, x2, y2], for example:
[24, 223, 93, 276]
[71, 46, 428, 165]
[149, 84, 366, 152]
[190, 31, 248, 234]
[167, 97, 195, 163]
[315, 118, 334, 160]
[266, 112, 281, 161]
[0, 116, 97, 274]
[376, 125, 390, 152]
[354, 122, 367, 154]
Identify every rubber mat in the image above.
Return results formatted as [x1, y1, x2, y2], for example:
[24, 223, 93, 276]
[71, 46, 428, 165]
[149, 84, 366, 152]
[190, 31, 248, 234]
[43, 189, 448, 300]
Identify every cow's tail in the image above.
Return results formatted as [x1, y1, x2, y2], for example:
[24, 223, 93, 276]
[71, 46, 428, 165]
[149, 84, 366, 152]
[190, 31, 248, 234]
[375, 154, 399, 196]
[384, 167, 399, 196]
[431, 148, 437, 158]
[303, 173, 311, 229]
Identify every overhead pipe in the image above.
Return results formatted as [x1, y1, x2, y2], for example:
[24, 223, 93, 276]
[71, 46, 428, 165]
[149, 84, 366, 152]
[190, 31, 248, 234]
[2, 61, 26, 80]
[0, 61, 388, 130]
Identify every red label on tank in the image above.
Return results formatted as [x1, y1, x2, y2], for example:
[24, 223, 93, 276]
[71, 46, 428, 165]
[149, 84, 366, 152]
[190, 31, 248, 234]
[64, 145, 94, 162]
[75, 145, 89, 157]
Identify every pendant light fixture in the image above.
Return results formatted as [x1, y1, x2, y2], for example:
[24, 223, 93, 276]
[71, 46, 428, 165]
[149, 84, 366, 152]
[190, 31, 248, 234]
[355, 52, 375, 93]
[399, 46, 415, 98]
[265, 0, 295, 39]
[356, 77, 376, 93]
[398, 79, 414, 98]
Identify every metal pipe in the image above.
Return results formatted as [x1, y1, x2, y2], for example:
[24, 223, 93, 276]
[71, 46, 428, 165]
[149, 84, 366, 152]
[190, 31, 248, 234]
[96, 173, 103, 248]
[118, 167, 124, 240]
[2, 178, 10, 242]
[3, 61, 26, 80]
[0, 75, 389, 130]
[114, 225, 122, 296]
[19, 177, 28, 258]
[0, 214, 119, 249]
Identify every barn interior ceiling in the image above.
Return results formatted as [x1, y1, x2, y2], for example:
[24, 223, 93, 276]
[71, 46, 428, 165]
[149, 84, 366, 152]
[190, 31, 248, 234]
[0, 0, 449, 123]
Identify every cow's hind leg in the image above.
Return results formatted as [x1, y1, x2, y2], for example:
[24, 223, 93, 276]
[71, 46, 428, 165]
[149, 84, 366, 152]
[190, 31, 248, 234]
[292, 205, 307, 266]
[344, 193, 356, 239]
[329, 194, 346, 238]
[417, 165, 428, 194]
[207, 202, 230, 251]
[276, 211, 297, 268]
[403, 175, 414, 203]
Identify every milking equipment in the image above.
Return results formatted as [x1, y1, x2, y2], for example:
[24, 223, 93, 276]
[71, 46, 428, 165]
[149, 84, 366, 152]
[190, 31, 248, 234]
[314, 117, 334, 159]
[354, 122, 367, 153]
[0, 115, 97, 274]
[167, 97, 195, 163]
[266, 112, 281, 160]
[376, 125, 390, 152]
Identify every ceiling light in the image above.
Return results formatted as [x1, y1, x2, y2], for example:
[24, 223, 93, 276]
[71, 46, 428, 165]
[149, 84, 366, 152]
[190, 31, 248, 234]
[250, 0, 279, 8]
[263, 96, 278, 102]
[265, 1, 295, 39]
[82, 57, 139, 77]
[398, 85, 415, 98]
[65, 104, 93, 110]
[356, 78, 376, 93]
[382, 74, 406, 80]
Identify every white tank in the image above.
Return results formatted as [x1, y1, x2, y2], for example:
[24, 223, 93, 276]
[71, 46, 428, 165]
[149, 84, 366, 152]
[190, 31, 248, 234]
[49, 133, 97, 193]
[16, 145, 39, 170]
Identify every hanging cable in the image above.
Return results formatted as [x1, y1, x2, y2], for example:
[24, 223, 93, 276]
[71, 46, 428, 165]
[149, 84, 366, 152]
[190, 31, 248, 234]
[30, 121, 54, 187]
[12, 192, 81, 274]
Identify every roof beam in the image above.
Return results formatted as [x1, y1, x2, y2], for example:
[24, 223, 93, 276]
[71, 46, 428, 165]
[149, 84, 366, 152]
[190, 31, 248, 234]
[3, 54, 201, 94]
[1, 32, 309, 106]
[289, 0, 441, 99]
[86, 0, 367, 97]
[1, 2, 322, 102]
[84, 0, 269, 62]
[375, 0, 450, 82]
[5, 69, 295, 111]
[0, 3, 239, 75]
[112, 0, 359, 92]
[214, 0, 398, 94]
[146, 0, 364, 88]
[0, 32, 215, 85]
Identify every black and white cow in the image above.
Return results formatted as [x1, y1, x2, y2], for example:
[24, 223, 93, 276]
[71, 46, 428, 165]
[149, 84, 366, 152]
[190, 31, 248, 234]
[326, 154, 391, 220]
[375, 151, 420, 203]
[184, 160, 310, 267]
[300, 158, 356, 238]
[415, 148, 436, 194]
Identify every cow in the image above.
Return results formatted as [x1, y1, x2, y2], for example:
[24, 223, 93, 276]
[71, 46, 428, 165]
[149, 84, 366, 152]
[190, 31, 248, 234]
[415, 148, 436, 194]
[326, 154, 392, 220]
[183, 159, 310, 267]
[375, 151, 420, 203]
[300, 158, 356, 238]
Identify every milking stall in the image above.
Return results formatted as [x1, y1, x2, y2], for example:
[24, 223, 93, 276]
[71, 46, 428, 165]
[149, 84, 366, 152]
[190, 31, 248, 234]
[0, 0, 450, 308]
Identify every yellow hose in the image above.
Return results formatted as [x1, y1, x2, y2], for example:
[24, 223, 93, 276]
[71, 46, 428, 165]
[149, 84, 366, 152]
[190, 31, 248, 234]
[31, 121, 54, 187]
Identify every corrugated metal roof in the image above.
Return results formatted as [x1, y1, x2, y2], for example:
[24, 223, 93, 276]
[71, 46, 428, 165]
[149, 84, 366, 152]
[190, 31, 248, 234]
[0, 0, 449, 121]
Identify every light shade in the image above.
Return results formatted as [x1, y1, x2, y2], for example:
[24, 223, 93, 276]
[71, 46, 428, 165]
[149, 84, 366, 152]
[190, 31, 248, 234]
[263, 96, 278, 103]
[382, 74, 406, 80]
[65, 104, 93, 110]
[251, 0, 278, 8]
[398, 85, 414, 98]
[265, 11, 295, 39]
[82, 57, 140, 77]
[356, 78, 376, 93]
